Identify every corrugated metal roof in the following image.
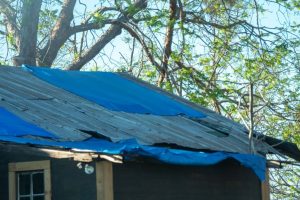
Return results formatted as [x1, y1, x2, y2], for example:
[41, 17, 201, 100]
[0, 66, 274, 154]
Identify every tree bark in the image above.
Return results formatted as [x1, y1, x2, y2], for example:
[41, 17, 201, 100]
[13, 0, 42, 66]
[158, 0, 177, 87]
[38, 0, 76, 67]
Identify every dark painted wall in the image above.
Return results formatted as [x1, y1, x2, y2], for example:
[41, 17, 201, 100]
[113, 160, 262, 200]
[0, 149, 262, 200]
[0, 150, 96, 200]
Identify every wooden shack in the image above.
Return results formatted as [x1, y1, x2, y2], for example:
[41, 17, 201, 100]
[0, 65, 299, 200]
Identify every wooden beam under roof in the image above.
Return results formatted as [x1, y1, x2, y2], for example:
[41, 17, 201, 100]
[0, 142, 123, 163]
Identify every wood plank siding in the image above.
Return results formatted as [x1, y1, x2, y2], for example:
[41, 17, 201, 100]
[113, 160, 262, 200]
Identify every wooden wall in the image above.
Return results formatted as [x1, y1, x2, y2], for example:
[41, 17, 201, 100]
[0, 150, 97, 200]
[0, 148, 262, 200]
[113, 159, 262, 200]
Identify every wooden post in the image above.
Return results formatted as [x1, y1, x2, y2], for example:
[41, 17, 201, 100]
[96, 161, 114, 200]
[44, 168, 52, 200]
[249, 83, 255, 153]
[261, 168, 270, 200]
[8, 171, 16, 200]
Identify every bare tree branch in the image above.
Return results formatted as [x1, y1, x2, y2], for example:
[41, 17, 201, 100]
[67, 23, 123, 70]
[0, 0, 20, 47]
[185, 15, 247, 30]
[158, 0, 177, 87]
[67, 0, 148, 70]
[115, 22, 161, 71]
[38, 0, 77, 66]
[70, 19, 116, 34]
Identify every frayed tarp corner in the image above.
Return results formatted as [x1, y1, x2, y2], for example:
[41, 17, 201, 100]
[22, 65, 205, 118]
[0, 136, 266, 180]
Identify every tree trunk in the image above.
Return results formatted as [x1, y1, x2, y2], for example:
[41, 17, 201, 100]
[13, 0, 42, 66]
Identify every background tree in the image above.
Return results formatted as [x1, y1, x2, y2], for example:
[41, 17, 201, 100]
[1, 0, 300, 199]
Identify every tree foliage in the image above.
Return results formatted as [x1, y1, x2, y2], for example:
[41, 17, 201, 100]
[1, 0, 300, 198]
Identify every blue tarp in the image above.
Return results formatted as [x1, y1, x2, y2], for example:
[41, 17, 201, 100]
[23, 65, 205, 118]
[0, 67, 266, 181]
[0, 108, 265, 180]
[0, 135, 266, 180]
[0, 107, 57, 138]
